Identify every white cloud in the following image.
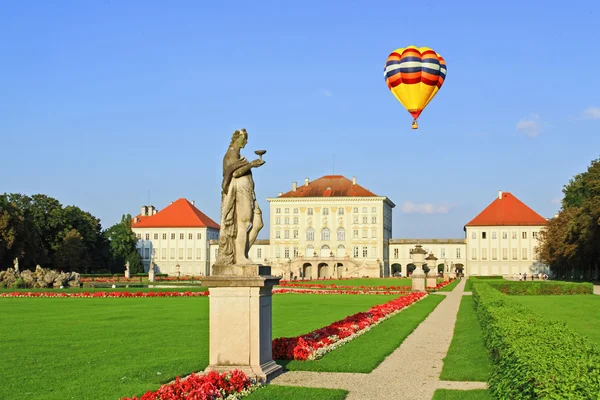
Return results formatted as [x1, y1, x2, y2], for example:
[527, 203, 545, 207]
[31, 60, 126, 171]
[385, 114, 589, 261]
[582, 107, 600, 120]
[319, 88, 332, 97]
[400, 201, 451, 214]
[516, 113, 542, 137]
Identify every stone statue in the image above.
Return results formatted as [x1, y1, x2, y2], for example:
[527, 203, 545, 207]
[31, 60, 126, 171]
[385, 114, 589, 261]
[13, 258, 19, 272]
[124, 261, 130, 279]
[215, 129, 265, 266]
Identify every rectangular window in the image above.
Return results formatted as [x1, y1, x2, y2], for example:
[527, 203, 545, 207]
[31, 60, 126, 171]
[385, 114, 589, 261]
[179, 233, 184, 240]
[284, 247, 290, 258]
[353, 230, 359, 239]
[276, 208, 281, 213]
[512, 248, 518, 260]
[492, 232, 497, 239]
[275, 247, 281, 258]
[362, 246, 368, 257]
[456, 248, 461, 258]
[440, 248, 446, 258]
[284, 208, 289, 214]
[482, 248, 487, 260]
[522, 248, 527, 260]
[512, 232, 517, 239]
[187, 248, 192, 260]
[154, 233, 158, 240]
[196, 248, 201, 259]
[188, 233, 193, 240]
[257, 248, 262, 258]
[492, 248, 497, 260]
[197, 233, 201, 240]
[371, 207, 376, 213]
[293, 247, 298, 258]
[482, 232, 487, 239]
[171, 233, 176, 240]
[307, 208, 313, 215]
[372, 216, 377, 224]
[145, 233, 150, 240]
[371, 247, 377, 257]
[362, 207, 367, 213]
[178, 248, 184, 259]
[293, 208, 298, 214]
[338, 208, 344, 215]
[522, 232, 527, 239]
[353, 247, 359, 257]
[276, 217, 281, 224]
[293, 230, 298, 239]
[137, 233, 142, 239]
[353, 207, 358, 213]
[275, 231, 280, 239]
[162, 233, 167, 240]
[362, 229, 367, 238]
[532, 232, 538, 239]
[162, 248, 166, 260]
[371, 229, 377, 238]
[293, 217, 298, 224]
[393, 248, 399, 258]
[502, 232, 507, 239]
[144, 248, 150, 259]
[323, 208, 329, 215]
[362, 216, 368, 223]
[472, 232, 476, 239]
[284, 217, 289, 224]
[502, 248, 508, 260]
[353, 216, 359, 223]
[170, 248, 175, 259]
[471, 249, 477, 260]
[284, 230, 289, 239]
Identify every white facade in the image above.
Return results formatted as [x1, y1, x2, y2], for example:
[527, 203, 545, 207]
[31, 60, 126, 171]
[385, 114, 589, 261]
[388, 239, 467, 277]
[465, 226, 546, 276]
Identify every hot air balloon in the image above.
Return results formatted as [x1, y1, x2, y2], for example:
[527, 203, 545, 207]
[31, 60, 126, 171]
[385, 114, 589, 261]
[383, 46, 446, 129]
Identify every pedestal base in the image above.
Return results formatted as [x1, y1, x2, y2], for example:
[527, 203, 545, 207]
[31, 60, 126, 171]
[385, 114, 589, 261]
[203, 266, 282, 383]
[426, 276, 438, 288]
[411, 271, 426, 292]
[442, 273, 450, 282]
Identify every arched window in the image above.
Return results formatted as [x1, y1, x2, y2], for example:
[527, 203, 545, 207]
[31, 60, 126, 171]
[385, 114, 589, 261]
[337, 227, 345, 241]
[306, 228, 314, 241]
[337, 245, 345, 257]
[321, 228, 330, 241]
[306, 245, 314, 256]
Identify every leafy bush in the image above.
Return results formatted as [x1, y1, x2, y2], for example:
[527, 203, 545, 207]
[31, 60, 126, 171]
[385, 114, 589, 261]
[472, 282, 600, 399]
[471, 276, 504, 280]
[487, 281, 593, 295]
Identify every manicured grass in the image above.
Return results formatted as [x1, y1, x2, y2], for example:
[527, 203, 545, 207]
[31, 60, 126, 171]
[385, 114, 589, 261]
[247, 385, 348, 400]
[433, 389, 491, 399]
[0, 294, 395, 400]
[510, 294, 600, 346]
[437, 279, 460, 292]
[278, 294, 444, 372]
[440, 297, 491, 381]
[287, 278, 412, 287]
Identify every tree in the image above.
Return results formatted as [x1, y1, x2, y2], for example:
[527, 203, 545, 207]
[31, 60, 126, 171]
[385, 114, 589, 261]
[105, 214, 143, 273]
[54, 229, 90, 272]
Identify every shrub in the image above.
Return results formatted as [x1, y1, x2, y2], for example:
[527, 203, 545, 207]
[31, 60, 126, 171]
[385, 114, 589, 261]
[487, 281, 593, 295]
[472, 282, 600, 399]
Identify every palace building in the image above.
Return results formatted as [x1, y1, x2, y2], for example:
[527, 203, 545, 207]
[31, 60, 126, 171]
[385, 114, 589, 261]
[131, 176, 548, 278]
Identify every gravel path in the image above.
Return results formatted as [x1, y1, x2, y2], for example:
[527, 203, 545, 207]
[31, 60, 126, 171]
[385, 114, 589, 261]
[270, 279, 470, 399]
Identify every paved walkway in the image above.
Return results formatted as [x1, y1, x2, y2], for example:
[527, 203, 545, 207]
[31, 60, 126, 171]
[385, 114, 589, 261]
[271, 279, 485, 399]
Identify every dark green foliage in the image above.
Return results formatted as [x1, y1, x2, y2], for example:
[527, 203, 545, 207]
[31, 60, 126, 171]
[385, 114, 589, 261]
[487, 281, 593, 295]
[472, 282, 600, 399]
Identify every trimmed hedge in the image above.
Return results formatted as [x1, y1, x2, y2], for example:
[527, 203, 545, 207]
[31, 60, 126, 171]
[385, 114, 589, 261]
[472, 282, 600, 399]
[470, 276, 504, 280]
[488, 281, 593, 295]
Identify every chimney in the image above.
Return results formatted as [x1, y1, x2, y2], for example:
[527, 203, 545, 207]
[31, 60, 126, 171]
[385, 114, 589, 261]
[304, 178, 309, 186]
[292, 182, 297, 192]
[191, 200, 195, 206]
[141, 205, 148, 216]
[148, 205, 156, 215]
[278, 192, 283, 196]
[352, 176, 356, 185]
[498, 190, 503, 200]
[153, 208, 158, 215]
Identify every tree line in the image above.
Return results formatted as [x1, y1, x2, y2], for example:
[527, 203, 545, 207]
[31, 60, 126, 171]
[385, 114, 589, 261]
[0, 193, 143, 274]
[539, 156, 600, 281]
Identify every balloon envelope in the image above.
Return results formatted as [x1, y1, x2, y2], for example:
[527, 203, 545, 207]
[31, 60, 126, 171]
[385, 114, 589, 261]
[384, 46, 446, 122]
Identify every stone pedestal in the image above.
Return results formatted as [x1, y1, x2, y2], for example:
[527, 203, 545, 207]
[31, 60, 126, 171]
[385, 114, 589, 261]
[125, 270, 130, 279]
[203, 265, 282, 383]
[443, 273, 450, 282]
[411, 269, 426, 292]
[426, 275, 438, 289]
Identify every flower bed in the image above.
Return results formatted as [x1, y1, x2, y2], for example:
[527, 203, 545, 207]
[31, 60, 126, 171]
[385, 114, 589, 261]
[272, 291, 427, 361]
[121, 369, 259, 400]
[0, 291, 209, 298]
[273, 288, 410, 295]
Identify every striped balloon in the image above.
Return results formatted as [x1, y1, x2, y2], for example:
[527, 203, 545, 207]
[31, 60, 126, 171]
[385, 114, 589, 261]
[384, 46, 446, 126]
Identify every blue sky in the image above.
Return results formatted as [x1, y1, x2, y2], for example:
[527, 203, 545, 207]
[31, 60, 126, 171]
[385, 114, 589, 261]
[1, 0, 599, 239]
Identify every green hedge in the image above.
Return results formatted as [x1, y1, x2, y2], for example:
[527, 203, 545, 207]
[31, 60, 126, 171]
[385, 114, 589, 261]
[471, 276, 504, 280]
[472, 282, 600, 399]
[487, 281, 593, 295]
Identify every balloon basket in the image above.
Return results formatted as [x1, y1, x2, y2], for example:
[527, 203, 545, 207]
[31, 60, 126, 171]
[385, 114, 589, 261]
[412, 120, 419, 130]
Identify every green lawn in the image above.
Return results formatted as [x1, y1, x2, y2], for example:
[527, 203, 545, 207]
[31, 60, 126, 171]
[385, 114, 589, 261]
[510, 294, 600, 346]
[433, 389, 491, 399]
[440, 297, 491, 381]
[279, 295, 444, 372]
[437, 279, 460, 292]
[0, 294, 396, 400]
[247, 385, 348, 400]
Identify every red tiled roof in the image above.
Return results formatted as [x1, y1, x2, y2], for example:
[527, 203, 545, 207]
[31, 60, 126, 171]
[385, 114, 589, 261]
[465, 192, 547, 227]
[279, 175, 378, 198]
[131, 198, 219, 229]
